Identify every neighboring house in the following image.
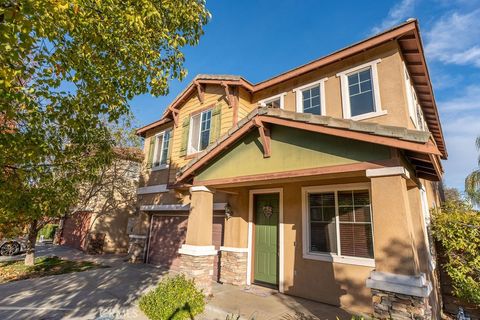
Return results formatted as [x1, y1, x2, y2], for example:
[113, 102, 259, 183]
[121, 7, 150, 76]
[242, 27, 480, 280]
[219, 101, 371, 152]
[132, 20, 446, 319]
[59, 147, 142, 254]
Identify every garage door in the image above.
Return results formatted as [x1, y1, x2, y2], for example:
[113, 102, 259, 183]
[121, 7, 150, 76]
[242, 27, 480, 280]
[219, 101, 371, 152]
[147, 215, 188, 270]
[147, 214, 224, 281]
[60, 211, 92, 251]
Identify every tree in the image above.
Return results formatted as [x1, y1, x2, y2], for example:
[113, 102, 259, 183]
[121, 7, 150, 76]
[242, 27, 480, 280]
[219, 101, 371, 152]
[444, 186, 463, 203]
[0, 0, 209, 265]
[465, 137, 480, 205]
[432, 201, 480, 306]
[62, 122, 143, 252]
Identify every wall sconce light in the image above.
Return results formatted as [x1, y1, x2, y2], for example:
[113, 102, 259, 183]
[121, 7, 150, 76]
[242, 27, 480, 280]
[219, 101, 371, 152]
[224, 203, 233, 219]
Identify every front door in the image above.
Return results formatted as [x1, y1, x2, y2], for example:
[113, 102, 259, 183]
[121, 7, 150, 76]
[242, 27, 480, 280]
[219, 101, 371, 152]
[254, 193, 279, 286]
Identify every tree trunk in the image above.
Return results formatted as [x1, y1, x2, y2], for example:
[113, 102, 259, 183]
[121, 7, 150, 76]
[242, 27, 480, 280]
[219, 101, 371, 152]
[25, 219, 38, 266]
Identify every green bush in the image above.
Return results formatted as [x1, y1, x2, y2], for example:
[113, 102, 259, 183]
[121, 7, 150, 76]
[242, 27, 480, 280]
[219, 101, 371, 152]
[432, 201, 480, 305]
[139, 274, 205, 320]
[37, 224, 58, 240]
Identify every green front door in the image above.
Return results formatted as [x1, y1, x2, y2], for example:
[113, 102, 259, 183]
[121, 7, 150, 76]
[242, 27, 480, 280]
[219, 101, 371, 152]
[254, 193, 279, 286]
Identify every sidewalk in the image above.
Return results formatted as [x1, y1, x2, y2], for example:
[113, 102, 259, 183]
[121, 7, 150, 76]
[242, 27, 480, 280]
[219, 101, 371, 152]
[200, 283, 359, 320]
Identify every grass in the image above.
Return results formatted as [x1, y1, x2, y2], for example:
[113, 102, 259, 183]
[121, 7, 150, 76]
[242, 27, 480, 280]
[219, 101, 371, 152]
[0, 256, 104, 283]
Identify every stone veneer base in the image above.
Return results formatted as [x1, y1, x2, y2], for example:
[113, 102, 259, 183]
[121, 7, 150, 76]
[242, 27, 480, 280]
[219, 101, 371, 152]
[178, 254, 215, 296]
[219, 250, 248, 286]
[372, 288, 432, 320]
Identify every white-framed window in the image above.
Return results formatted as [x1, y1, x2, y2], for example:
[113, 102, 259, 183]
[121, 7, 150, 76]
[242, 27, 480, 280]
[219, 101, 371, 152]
[404, 63, 417, 123]
[420, 185, 436, 271]
[294, 78, 327, 115]
[188, 108, 212, 154]
[337, 59, 386, 120]
[302, 183, 375, 267]
[259, 93, 286, 109]
[152, 129, 171, 169]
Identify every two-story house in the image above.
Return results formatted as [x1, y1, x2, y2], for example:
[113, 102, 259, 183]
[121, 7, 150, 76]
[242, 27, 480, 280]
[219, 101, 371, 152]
[131, 20, 446, 319]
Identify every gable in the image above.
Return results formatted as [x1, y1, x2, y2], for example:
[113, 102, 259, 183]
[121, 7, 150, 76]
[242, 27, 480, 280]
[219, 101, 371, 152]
[194, 125, 391, 183]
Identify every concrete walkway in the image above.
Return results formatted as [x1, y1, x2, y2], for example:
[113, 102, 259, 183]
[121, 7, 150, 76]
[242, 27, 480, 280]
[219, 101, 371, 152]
[0, 246, 165, 320]
[201, 283, 357, 320]
[1, 245, 361, 319]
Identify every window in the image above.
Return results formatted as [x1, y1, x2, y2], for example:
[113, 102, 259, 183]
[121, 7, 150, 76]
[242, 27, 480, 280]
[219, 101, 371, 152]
[404, 64, 416, 122]
[188, 109, 212, 154]
[259, 93, 285, 109]
[338, 59, 385, 120]
[347, 68, 375, 116]
[308, 192, 337, 253]
[302, 184, 375, 266]
[294, 78, 327, 115]
[152, 129, 171, 168]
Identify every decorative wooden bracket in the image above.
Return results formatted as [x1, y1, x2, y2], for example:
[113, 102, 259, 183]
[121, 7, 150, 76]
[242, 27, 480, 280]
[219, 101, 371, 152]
[253, 118, 271, 158]
[194, 80, 205, 104]
[169, 106, 179, 127]
[222, 82, 239, 126]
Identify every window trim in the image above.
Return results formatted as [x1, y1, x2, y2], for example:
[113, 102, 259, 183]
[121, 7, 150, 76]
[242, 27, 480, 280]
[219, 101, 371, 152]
[259, 92, 286, 109]
[337, 59, 386, 121]
[151, 129, 171, 171]
[403, 62, 418, 126]
[187, 108, 212, 155]
[301, 183, 375, 267]
[293, 78, 328, 115]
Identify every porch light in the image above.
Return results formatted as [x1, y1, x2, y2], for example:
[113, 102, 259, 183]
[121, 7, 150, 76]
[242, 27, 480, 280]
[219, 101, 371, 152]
[224, 203, 233, 219]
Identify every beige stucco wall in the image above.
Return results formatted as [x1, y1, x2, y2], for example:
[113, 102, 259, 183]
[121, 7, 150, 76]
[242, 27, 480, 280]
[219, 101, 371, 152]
[253, 42, 411, 128]
[90, 208, 133, 253]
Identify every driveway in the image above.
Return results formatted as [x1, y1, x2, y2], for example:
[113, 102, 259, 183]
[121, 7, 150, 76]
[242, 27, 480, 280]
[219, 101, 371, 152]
[0, 246, 165, 319]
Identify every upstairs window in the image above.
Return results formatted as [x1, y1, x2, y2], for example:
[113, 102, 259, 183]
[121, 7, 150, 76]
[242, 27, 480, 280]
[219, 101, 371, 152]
[188, 109, 212, 154]
[347, 68, 375, 117]
[148, 129, 171, 169]
[294, 78, 327, 115]
[259, 93, 285, 109]
[338, 59, 385, 120]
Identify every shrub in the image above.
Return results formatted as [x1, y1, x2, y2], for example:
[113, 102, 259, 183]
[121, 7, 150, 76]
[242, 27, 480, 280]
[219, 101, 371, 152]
[139, 274, 205, 320]
[37, 224, 58, 240]
[431, 201, 480, 305]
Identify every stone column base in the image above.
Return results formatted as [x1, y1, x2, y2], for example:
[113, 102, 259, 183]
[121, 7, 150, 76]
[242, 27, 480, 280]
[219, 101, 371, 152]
[219, 247, 248, 286]
[372, 289, 432, 319]
[367, 271, 432, 319]
[178, 245, 217, 296]
[128, 235, 147, 263]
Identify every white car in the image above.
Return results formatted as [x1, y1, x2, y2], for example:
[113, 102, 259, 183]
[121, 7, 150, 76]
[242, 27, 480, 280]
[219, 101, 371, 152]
[0, 238, 27, 256]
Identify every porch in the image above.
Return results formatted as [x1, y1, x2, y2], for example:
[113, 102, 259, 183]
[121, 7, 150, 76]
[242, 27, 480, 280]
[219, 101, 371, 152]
[166, 108, 440, 318]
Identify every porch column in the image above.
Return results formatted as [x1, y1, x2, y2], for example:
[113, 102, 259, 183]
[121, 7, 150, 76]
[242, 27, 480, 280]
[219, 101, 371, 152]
[178, 186, 216, 295]
[366, 167, 432, 320]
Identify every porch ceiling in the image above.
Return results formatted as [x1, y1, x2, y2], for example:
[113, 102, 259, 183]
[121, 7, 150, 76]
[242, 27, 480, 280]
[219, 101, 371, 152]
[176, 108, 443, 185]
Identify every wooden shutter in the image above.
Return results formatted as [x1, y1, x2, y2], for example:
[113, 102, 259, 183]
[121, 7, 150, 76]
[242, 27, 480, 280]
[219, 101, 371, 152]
[209, 104, 222, 144]
[179, 117, 190, 157]
[146, 136, 155, 168]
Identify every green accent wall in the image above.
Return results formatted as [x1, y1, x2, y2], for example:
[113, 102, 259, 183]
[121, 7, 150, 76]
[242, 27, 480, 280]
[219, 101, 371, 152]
[195, 125, 390, 182]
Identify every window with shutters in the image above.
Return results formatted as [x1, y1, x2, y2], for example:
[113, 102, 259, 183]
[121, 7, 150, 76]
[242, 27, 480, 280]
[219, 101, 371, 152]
[151, 129, 171, 169]
[302, 183, 375, 267]
[187, 108, 212, 155]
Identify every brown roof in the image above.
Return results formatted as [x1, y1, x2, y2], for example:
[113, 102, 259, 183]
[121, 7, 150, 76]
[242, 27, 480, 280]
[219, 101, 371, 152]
[138, 19, 446, 158]
[177, 107, 442, 183]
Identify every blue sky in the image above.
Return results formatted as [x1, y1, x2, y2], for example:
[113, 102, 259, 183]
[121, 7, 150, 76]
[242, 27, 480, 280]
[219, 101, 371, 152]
[130, 0, 480, 192]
